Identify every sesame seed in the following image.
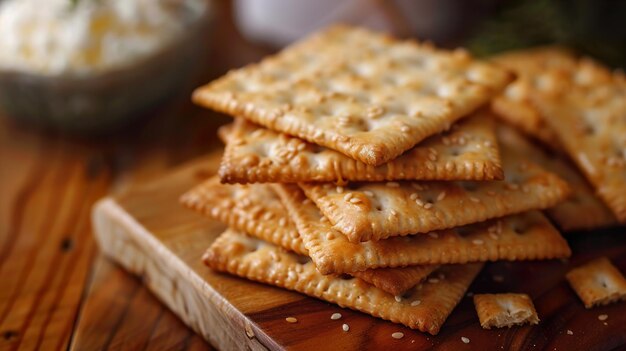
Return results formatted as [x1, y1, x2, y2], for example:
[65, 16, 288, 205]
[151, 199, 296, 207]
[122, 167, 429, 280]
[424, 203, 433, 209]
[343, 193, 353, 201]
[400, 125, 410, 133]
[320, 216, 328, 223]
[472, 239, 484, 245]
[428, 278, 439, 284]
[470, 197, 480, 203]
[336, 186, 344, 193]
[349, 198, 361, 204]
[297, 143, 306, 151]
[567, 330, 574, 335]
[302, 199, 311, 205]
[390, 209, 398, 216]
[410, 300, 421, 306]
[428, 154, 438, 161]
[395, 295, 402, 302]
[331, 313, 342, 320]
[410, 193, 419, 200]
[598, 314, 608, 321]
[489, 233, 499, 240]
[286, 317, 298, 323]
[429, 233, 439, 239]
[364, 190, 374, 197]
[278, 218, 287, 226]
[342, 323, 350, 332]
[415, 199, 424, 206]
[386, 182, 400, 188]
[437, 191, 447, 201]
[392, 332, 404, 339]
[461, 337, 470, 344]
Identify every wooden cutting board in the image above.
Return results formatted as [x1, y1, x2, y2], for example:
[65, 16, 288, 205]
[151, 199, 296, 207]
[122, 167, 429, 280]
[91, 151, 626, 350]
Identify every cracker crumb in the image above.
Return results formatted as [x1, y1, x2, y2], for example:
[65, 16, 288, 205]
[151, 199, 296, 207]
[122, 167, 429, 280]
[336, 186, 344, 193]
[598, 314, 608, 321]
[285, 317, 298, 323]
[392, 332, 404, 339]
[461, 336, 470, 344]
[469, 196, 481, 203]
[567, 330, 573, 335]
[342, 323, 350, 332]
[331, 313, 342, 320]
[411, 300, 421, 306]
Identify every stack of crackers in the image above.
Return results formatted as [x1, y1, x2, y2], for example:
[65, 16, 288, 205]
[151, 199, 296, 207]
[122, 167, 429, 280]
[181, 26, 626, 336]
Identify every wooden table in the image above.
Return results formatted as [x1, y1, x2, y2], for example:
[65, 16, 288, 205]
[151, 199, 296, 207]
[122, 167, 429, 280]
[0, 3, 269, 350]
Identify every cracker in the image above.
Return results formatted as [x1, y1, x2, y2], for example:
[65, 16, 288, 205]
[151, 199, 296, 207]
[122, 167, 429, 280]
[352, 265, 440, 297]
[497, 124, 616, 231]
[490, 46, 578, 146]
[180, 176, 308, 255]
[217, 123, 234, 144]
[204, 229, 484, 335]
[566, 257, 626, 308]
[300, 141, 570, 242]
[274, 184, 571, 274]
[529, 58, 626, 222]
[194, 25, 513, 166]
[181, 177, 441, 293]
[473, 293, 539, 329]
[218, 110, 503, 183]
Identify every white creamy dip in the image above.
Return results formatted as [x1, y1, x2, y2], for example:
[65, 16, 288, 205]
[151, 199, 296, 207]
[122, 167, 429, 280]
[0, 0, 206, 76]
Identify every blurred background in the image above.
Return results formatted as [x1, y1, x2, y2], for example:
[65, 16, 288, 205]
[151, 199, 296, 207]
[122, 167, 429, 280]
[1, 0, 625, 349]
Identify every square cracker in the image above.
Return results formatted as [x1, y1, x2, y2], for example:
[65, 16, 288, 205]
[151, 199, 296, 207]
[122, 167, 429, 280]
[497, 124, 616, 231]
[490, 46, 578, 146]
[218, 110, 503, 183]
[473, 293, 539, 329]
[181, 176, 438, 295]
[193, 25, 513, 166]
[274, 183, 571, 275]
[204, 229, 484, 335]
[566, 257, 626, 308]
[529, 58, 626, 222]
[300, 140, 570, 242]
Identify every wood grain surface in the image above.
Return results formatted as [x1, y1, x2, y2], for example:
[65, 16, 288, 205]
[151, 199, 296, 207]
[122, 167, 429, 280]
[93, 154, 626, 351]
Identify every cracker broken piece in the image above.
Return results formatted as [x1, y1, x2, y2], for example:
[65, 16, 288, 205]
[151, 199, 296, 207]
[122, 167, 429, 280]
[181, 177, 438, 295]
[218, 110, 502, 183]
[194, 25, 513, 166]
[274, 183, 571, 275]
[473, 293, 540, 329]
[204, 229, 484, 335]
[490, 46, 578, 146]
[300, 140, 570, 242]
[496, 124, 616, 231]
[529, 58, 626, 222]
[566, 257, 626, 308]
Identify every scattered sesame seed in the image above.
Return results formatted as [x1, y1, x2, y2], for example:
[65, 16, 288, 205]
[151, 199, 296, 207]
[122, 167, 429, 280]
[428, 278, 439, 284]
[390, 209, 398, 216]
[472, 239, 484, 245]
[424, 203, 433, 209]
[429, 233, 439, 239]
[392, 332, 405, 339]
[411, 300, 421, 306]
[415, 199, 424, 206]
[331, 313, 342, 320]
[489, 233, 499, 240]
[386, 182, 400, 187]
[297, 143, 306, 151]
[342, 323, 350, 332]
[598, 314, 608, 321]
[437, 191, 447, 201]
[343, 193, 353, 201]
[278, 218, 287, 226]
[336, 186, 344, 193]
[286, 317, 298, 323]
[349, 198, 361, 204]
[400, 125, 410, 133]
[410, 193, 419, 200]
[567, 330, 573, 335]
[461, 337, 470, 344]
[470, 197, 480, 203]
[428, 154, 438, 161]
[395, 296, 402, 302]
[364, 190, 374, 197]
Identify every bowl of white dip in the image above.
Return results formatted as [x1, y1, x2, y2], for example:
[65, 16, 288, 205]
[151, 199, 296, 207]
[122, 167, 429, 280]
[0, 0, 211, 133]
